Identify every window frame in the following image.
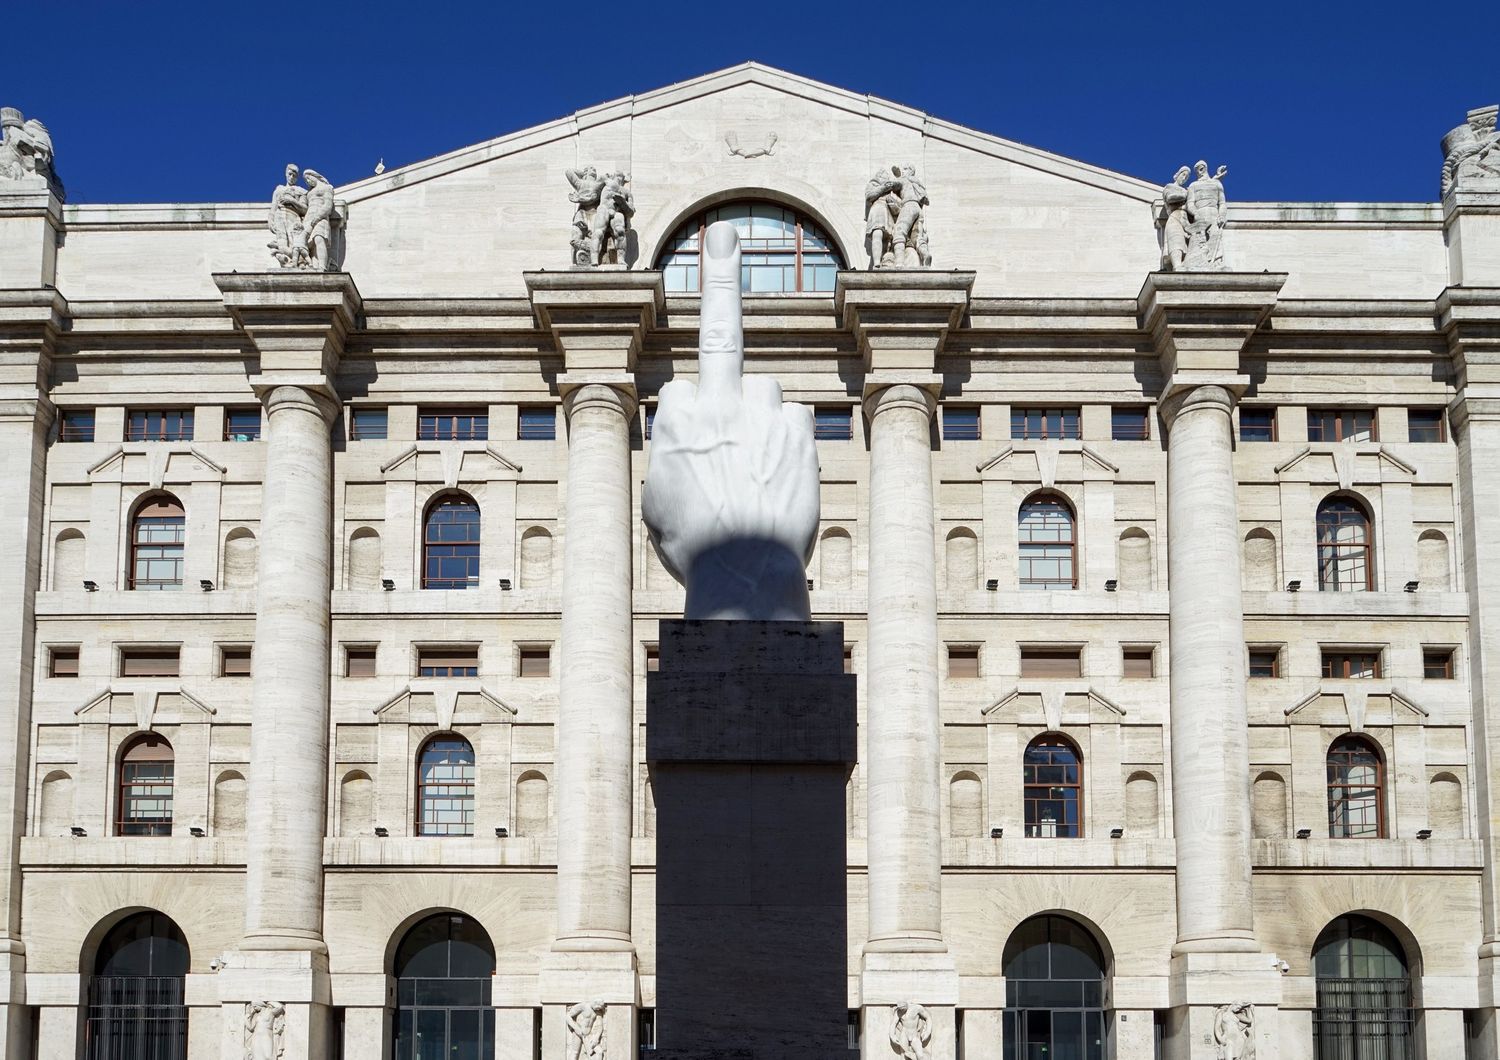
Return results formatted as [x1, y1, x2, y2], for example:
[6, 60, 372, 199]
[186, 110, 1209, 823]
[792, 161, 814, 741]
[1011, 407, 1082, 441]
[119, 646, 182, 678]
[421, 494, 482, 590]
[1121, 647, 1155, 678]
[223, 408, 262, 442]
[1023, 734, 1084, 839]
[1422, 648, 1456, 680]
[218, 645, 252, 677]
[946, 644, 980, 679]
[1018, 493, 1078, 591]
[1316, 496, 1375, 592]
[126, 409, 194, 443]
[129, 495, 187, 591]
[1321, 650, 1383, 679]
[1247, 647, 1281, 679]
[517, 406, 557, 441]
[58, 409, 96, 442]
[417, 408, 488, 443]
[518, 645, 552, 678]
[344, 644, 378, 678]
[1019, 646, 1084, 679]
[348, 407, 389, 441]
[657, 200, 844, 294]
[1308, 408, 1377, 443]
[416, 646, 480, 679]
[942, 406, 982, 442]
[48, 646, 80, 678]
[116, 733, 174, 837]
[1407, 408, 1446, 443]
[813, 406, 854, 441]
[1110, 406, 1150, 441]
[1326, 735, 1386, 839]
[1238, 406, 1277, 442]
[414, 733, 476, 837]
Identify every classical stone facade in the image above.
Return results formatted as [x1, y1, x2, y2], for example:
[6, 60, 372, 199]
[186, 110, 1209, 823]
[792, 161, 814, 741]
[1, 64, 1498, 1060]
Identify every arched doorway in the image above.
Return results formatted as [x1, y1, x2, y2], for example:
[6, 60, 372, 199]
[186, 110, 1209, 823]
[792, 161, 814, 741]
[393, 912, 496, 1059]
[1003, 914, 1107, 1060]
[1313, 914, 1415, 1060]
[85, 910, 189, 1059]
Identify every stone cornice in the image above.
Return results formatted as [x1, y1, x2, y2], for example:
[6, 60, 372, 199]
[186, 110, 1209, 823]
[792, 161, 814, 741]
[835, 270, 974, 384]
[1137, 271, 1286, 401]
[1437, 287, 1500, 397]
[523, 270, 665, 376]
[214, 271, 363, 401]
[0, 288, 68, 408]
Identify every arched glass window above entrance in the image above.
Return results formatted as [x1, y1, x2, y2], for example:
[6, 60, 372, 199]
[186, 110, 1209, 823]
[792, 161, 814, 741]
[1002, 914, 1107, 1060]
[393, 912, 496, 1060]
[86, 910, 189, 1059]
[656, 201, 843, 293]
[1313, 914, 1414, 1060]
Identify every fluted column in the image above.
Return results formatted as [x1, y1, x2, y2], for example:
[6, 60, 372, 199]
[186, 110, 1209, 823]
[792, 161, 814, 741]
[554, 383, 638, 948]
[864, 383, 944, 950]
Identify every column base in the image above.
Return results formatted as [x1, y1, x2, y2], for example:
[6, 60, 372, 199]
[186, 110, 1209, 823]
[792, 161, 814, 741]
[1163, 951, 1283, 1060]
[860, 951, 959, 1060]
[216, 948, 331, 1060]
[538, 949, 637, 1060]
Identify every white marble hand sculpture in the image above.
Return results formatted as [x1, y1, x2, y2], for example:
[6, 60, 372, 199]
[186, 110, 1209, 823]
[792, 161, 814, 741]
[642, 221, 820, 620]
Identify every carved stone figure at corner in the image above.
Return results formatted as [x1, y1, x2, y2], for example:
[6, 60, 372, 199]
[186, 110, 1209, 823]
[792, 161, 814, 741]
[243, 999, 286, 1060]
[1165, 159, 1229, 272]
[1156, 165, 1191, 271]
[866, 165, 932, 269]
[889, 1000, 932, 1060]
[566, 167, 633, 267]
[1441, 105, 1500, 196]
[267, 164, 344, 271]
[566, 999, 607, 1060]
[1212, 1001, 1255, 1060]
[0, 107, 62, 194]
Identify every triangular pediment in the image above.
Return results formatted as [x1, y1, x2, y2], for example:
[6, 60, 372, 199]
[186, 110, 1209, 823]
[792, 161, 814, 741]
[1274, 444, 1416, 488]
[75, 684, 217, 730]
[983, 683, 1125, 730]
[1284, 682, 1428, 730]
[87, 444, 226, 488]
[977, 442, 1119, 486]
[373, 683, 517, 729]
[380, 444, 523, 487]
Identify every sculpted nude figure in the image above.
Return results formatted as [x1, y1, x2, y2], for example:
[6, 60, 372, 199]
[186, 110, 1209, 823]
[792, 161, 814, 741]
[565, 999, 607, 1060]
[300, 169, 337, 272]
[889, 1001, 932, 1060]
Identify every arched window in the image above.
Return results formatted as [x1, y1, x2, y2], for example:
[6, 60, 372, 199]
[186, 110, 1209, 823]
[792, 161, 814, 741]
[1024, 735, 1082, 838]
[416, 735, 475, 837]
[1003, 915, 1107, 1060]
[1327, 736, 1385, 838]
[1313, 915, 1414, 1060]
[657, 201, 844, 293]
[1318, 497, 1374, 592]
[86, 910, 189, 1058]
[129, 495, 185, 590]
[116, 734, 173, 836]
[1018, 495, 1077, 590]
[393, 913, 496, 1060]
[423, 495, 480, 590]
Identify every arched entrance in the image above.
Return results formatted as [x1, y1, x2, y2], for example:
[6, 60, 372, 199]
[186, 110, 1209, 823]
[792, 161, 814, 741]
[393, 912, 496, 1059]
[1002, 914, 1108, 1060]
[1313, 914, 1415, 1059]
[85, 910, 189, 1059]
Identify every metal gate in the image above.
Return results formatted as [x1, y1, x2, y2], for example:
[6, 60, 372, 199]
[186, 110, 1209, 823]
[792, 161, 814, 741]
[1313, 978, 1415, 1060]
[84, 976, 187, 1060]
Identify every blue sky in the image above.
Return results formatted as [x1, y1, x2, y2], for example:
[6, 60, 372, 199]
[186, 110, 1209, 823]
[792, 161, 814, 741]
[8, 0, 1497, 204]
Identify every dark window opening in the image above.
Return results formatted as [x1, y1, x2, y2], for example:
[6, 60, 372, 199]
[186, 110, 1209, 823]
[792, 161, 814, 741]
[126, 410, 193, 442]
[418, 648, 479, 678]
[658, 201, 844, 293]
[814, 406, 853, 441]
[1239, 407, 1277, 442]
[349, 407, 389, 441]
[1111, 407, 1149, 441]
[415, 737, 476, 836]
[1308, 409, 1376, 443]
[419, 408, 488, 442]
[1327, 736, 1386, 838]
[59, 409, 96, 442]
[943, 407, 981, 441]
[1012, 407, 1080, 441]
[423, 496, 481, 590]
[1023, 737, 1083, 838]
[1408, 409, 1445, 443]
[518, 407, 556, 441]
[224, 409, 262, 441]
[116, 734, 174, 837]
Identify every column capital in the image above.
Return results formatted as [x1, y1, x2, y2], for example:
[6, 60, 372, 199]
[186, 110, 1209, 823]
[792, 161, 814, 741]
[862, 382, 936, 421]
[1439, 287, 1500, 399]
[0, 288, 67, 410]
[524, 269, 664, 375]
[1158, 383, 1237, 431]
[1137, 271, 1285, 402]
[214, 271, 362, 402]
[562, 381, 638, 422]
[1443, 186, 1500, 287]
[835, 270, 974, 383]
[260, 383, 340, 425]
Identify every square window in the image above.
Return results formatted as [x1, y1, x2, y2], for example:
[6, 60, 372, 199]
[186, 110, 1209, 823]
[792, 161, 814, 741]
[814, 406, 853, 441]
[127, 410, 193, 442]
[942, 407, 981, 442]
[1122, 648, 1154, 678]
[219, 646, 252, 677]
[1308, 409, 1375, 443]
[1248, 649, 1280, 678]
[1111, 407, 1150, 441]
[1239, 408, 1276, 442]
[1423, 649, 1455, 679]
[1408, 409, 1445, 443]
[419, 408, 488, 442]
[645, 644, 660, 673]
[1011, 408, 1080, 441]
[517, 407, 556, 441]
[58, 410, 95, 442]
[48, 647, 79, 678]
[518, 646, 551, 677]
[224, 409, 262, 441]
[418, 647, 478, 678]
[1020, 647, 1082, 678]
[1321, 650, 1381, 679]
[345, 646, 377, 678]
[349, 407, 388, 441]
[947, 645, 979, 678]
[120, 647, 180, 678]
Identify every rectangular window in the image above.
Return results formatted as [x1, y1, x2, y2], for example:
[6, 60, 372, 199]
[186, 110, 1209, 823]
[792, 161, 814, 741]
[219, 646, 252, 677]
[517, 407, 556, 441]
[120, 647, 181, 678]
[224, 408, 262, 441]
[1111, 407, 1150, 441]
[947, 645, 980, 679]
[1239, 407, 1276, 442]
[418, 408, 488, 442]
[519, 647, 551, 678]
[1011, 407, 1080, 441]
[1408, 409, 1445, 443]
[345, 646, 377, 678]
[645, 644, 660, 673]
[942, 407, 981, 441]
[814, 406, 853, 441]
[1424, 649, 1456, 679]
[58, 409, 95, 442]
[1248, 649, 1280, 678]
[349, 407, 389, 441]
[417, 647, 479, 678]
[1321, 650, 1382, 679]
[48, 647, 79, 678]
[1020, 647, 1082, 679]
[843, 645, 854, 675]
[126, 409, 193, 442]
[1122, 648, 1155, 678]
[1308, 408, 1376, 442]
[644, 406, 656, 440]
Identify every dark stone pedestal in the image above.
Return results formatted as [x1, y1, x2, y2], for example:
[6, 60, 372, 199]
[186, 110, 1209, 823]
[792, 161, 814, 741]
[647, 620, 857, 1060]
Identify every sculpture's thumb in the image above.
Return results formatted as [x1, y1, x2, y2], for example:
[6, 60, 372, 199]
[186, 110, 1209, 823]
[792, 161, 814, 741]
[697, 220, 744, 402]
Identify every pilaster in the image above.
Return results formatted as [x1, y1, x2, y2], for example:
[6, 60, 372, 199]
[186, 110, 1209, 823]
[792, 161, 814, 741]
[1443, 187, 1500, 287]
[0, 185, 63, 289]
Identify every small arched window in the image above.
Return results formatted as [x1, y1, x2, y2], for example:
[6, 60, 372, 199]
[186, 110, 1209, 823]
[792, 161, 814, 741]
[1313, 915, 1414, 1059]
[423, 495, 481, 590]
[1327, 735, 1385, 838]
[1019, 495, 1077, 590]
[116, 733, 174, 836]
[1024, 735, 1082, 838]
[416, 734, 476, 837]
[130, 495, 185, 591]
[656, 201, 844, 293]
[1317, 497, 1373, 592]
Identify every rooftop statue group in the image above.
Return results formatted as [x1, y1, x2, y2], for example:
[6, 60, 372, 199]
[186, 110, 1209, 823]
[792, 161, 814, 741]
[866, 164, 932, 268]
[1441, 105, 1500, 197]
[566, 167, 635, 267]
[267, 163, 344, 271]
[0, 107, 61, 195]
[1157, 160, 1230, 271]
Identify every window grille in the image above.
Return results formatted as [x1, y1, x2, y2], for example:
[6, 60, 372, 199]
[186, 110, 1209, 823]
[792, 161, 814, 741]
[518, 407, 557, 441]
[1011, 407, 1080, 441]
[419, 408, 488, 442]
[126, 410, 193, 442]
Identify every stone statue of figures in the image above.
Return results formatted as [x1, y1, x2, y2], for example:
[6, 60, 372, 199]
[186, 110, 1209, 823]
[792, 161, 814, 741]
[889, 1001, 932, 1060]
[565, 999, 607, 1060]
[1213, 1001, 1255, 1060]
[865, 168, 901, 267]
[267, 165, 342, 271]
[0, 107, 62, 194]
[1183, 160, 1230, 271]
[1157, 165, 1191, 271]
[866, 165, 933, 268]
[564, 167, 632, 266]
[1441, 105, 1500, 197]
[301, 169, 338, 271]
[566, 166, 605, 265]
[643, 221, 820, 621]
[243, 999, 286, 1060]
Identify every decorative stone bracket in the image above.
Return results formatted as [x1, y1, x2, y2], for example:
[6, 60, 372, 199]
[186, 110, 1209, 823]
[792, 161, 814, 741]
[75, 684, 217, 731]
[1137, 272, 1286, 400]
[1283, 682, 1428, 731]
[983, 683, 1125, 732]
[372, 682, 516, 732]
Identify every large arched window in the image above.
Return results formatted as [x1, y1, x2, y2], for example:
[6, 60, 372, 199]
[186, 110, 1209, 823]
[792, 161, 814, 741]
[1313, 915, 1414, 1060]
[657, 201, 844, 293]
[1023, 735, 1082, 838]
[1003, 915, 1107, 1060]
[416, 735, 476, 837]
[85, 910, 189, 1059]
[393, 913, 496, 1060]
[1317, 497, 1374, 592]
[116, 734, 173, 836]
[1328, 736, 1385, 838]
[1018, 495, 1077, 590]
[129, 495, 185, 590]
[422, 495, 480, 590]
